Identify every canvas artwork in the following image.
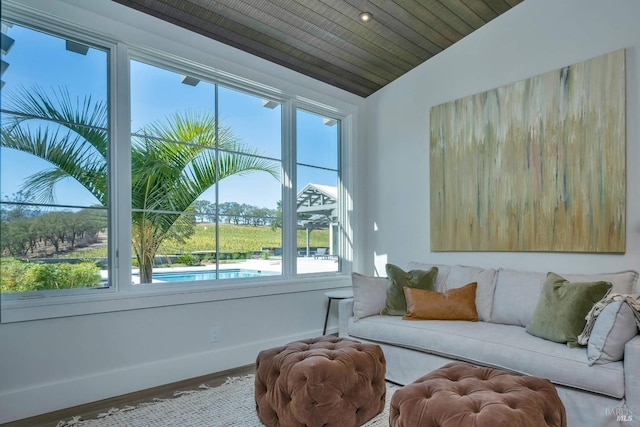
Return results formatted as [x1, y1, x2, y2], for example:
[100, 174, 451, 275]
[430, 49, 626, 252]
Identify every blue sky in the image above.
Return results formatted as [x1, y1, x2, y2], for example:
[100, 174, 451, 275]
[1, 23, 338, 211]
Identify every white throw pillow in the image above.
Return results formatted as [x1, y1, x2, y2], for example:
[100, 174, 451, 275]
[444, 265, 497, 322]
[407, 262, 451, 292]
[587, 301, 639, 365]
[351, 273, 388, 320]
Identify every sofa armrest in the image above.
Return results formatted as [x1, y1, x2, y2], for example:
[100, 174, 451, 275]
[338, 298, 354, 338]
[624, 335, 640, 417]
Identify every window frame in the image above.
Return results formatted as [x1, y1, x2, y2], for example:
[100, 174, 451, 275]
[0, 5, 354, 324]
[294, 105, 343, 274]
[0, 14, 119, 300]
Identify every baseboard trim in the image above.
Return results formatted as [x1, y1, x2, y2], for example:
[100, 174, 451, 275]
[0, 330, 326, 423]
[2, 364, 255, 427]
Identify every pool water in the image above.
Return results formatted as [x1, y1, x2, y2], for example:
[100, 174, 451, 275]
[143, 269, 278, 282]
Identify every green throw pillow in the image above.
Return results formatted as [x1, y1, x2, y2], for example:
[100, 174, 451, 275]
[380, 264, 438, 316]
[526, 272, 612, 347]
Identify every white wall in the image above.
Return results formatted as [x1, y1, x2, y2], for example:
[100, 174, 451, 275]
[362, 0, 640, 277]
[0, 290, 347, 421]
[0, 0, 360, 422]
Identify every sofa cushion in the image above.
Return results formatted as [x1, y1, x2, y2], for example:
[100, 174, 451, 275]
[403, 283, 478, 321]
[563, 271, 638, 294]
[347, 316, 624, 399]
[491, 269, 638, 327]
[526, 273, 612, 347]
[444, 265, 497, 322]
[381, 264, 438, 316]
[351, 273, 388, 320]
[588, 301, 639, 365]
[407, 262, 450, 292]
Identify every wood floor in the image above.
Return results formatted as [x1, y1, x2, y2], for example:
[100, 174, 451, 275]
[2, 364, 256, 427]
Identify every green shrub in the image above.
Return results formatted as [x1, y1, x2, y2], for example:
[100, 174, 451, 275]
[200, 252, 216, 261]
[0, 258, 101, 293]
[58, 262, 102, 289]
[22, 263, 54, 291]
[0, 258, 31, 293]
[175, 254, 201, 266]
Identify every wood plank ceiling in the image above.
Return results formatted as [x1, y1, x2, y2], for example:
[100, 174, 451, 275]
[111, 0, 523, 97]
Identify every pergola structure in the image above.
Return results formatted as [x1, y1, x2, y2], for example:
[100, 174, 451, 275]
[296, 183, 337, 257]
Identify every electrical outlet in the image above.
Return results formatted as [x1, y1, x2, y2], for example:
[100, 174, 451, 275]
[209, 326, 221, 343]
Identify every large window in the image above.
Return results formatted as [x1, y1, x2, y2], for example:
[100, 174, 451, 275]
[130, 60, 283, 285]
[0, 22, 110, 296]
[0, 12, 348, 313]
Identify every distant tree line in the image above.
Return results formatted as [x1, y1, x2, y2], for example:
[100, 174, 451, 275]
[0, 192, 282, 258]
[1, 193, 106, 257]
[192, 200, 279, 227]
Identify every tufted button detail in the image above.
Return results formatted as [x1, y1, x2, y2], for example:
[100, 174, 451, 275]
[504, 399, 518, 409]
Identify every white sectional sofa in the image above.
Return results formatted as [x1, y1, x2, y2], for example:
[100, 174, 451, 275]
[338, 262, 640, 427]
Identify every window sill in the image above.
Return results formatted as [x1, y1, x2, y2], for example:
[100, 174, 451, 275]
[0, 273, 352, 323]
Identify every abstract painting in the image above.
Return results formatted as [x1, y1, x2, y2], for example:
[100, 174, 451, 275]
[430, 50, 625, 252]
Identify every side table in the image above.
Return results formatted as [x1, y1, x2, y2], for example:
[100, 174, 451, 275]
[323, 289, 354, 335]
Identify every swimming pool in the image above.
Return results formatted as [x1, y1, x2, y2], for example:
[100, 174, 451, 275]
[139, 269, 278, 282]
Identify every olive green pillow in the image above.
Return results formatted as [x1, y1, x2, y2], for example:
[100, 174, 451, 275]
[380, 264, 438, 316]
[526, 272, 612, 347]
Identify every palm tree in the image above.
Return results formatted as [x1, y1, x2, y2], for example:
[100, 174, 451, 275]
[1, 86, 279, 283]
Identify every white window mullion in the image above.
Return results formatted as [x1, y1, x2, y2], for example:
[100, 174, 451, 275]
[281, 99, 297, 277]
[112, 42, 133, 292]
[339, 115, 353, 274]
[214, 84, 220, 279]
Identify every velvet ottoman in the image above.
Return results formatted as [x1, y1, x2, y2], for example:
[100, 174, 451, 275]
[390, 362, 566, 427]
[255, 336, 386, 427]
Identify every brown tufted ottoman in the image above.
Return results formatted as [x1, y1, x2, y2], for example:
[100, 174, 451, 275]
[390, 362, 566, 427]
[255, 336, 386, 427]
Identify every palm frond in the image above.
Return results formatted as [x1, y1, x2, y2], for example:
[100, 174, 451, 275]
[3, 86, 109, 158]
[130, 111, 279, 237]
[1, 125, 107, 204]
[217, 144, 280, 181]
[138, 110, 218, 147]
[20, 169, 69, 205]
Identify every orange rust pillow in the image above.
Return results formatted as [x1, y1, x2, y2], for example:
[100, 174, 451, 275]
[403, 282, 478, 321]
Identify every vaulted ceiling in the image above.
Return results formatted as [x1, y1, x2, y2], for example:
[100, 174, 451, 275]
[112, 0, 523, 97]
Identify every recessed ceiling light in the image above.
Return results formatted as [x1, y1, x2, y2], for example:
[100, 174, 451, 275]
[358, 12, 372, 23]
[181, 75, 200, 86]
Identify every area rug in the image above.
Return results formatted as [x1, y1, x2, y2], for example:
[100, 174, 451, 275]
[57, 375, 400, 426]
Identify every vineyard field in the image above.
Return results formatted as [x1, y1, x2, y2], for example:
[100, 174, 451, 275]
[57, 223, 330, 258]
